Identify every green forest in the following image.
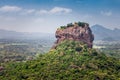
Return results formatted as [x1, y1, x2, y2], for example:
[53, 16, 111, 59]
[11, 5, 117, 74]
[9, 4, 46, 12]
[0, 40, 120, 80]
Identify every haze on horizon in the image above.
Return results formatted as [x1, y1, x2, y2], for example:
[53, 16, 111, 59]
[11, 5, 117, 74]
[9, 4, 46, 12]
[0, 0, 120, 33]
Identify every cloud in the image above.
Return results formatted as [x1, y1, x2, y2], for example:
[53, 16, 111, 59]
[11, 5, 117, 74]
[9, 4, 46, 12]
[0, 5, 22, 12]
[36, 7, 72, 15]
[36, 10, 48, 15]
[0, 5, 72, 15]
[20, 9, 35, 15]
[25, 9, 35, 14]
[50, 7, 72, 14]
[101, 11, 112, 16]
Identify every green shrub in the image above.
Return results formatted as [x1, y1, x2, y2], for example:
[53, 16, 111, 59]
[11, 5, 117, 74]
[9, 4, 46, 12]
[77, 22, 89, 28]
[67, 23, 74, 27]
[60, 26, 66, 29]
[78, 22, 85, 27]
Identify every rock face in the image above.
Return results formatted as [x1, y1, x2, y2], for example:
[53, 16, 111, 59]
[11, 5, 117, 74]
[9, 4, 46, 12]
[52, 22, 94, 48]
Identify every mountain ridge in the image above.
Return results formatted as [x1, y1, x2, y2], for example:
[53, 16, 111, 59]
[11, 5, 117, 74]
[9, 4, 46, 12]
[0, 24, 120, 41]
[0, 29, 54, 39]
[91, 24, 120, 41]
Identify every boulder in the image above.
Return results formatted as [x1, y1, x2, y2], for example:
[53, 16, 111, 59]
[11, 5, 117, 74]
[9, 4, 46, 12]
[52, 22, 94, 48]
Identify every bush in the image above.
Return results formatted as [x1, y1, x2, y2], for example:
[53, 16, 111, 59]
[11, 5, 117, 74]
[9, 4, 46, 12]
[67, 23, 74, 27]
[60, 26, 66, 29]
[75, 46, 82, 52]
[78, 22, 85, 27]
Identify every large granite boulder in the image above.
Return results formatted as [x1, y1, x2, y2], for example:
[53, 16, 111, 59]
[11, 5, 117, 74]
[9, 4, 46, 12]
[52, 22, 94, 48]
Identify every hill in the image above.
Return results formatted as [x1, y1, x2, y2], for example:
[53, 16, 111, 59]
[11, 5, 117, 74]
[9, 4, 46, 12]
[91, 24, 120, 41]
[0, 40, 120, 80]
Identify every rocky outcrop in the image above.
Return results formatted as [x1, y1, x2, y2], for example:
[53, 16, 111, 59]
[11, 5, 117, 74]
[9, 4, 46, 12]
[52, 22, 94, 48]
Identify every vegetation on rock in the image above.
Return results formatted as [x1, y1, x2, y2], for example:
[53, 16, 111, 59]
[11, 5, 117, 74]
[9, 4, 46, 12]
[59, 22, 89, 29]
[77, 22, 89, 28]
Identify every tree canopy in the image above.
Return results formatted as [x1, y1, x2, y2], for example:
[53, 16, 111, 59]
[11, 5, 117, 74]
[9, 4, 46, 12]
[0, 40, 120, 80]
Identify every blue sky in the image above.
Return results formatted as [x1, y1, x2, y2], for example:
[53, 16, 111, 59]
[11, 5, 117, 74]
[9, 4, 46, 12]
[0, 0, 120, 33]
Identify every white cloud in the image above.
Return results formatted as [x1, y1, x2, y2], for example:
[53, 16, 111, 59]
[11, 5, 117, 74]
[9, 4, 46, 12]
[36, 7, 72, 15]
[0, 5, 72, 15]
[101, 11, 112, 16]
[25, 9, 35, 14]
[0, 5, 22, 12]
[20, 9, 35, 15]
[50, 7, 72, 14]
[36, 10, 48, 15]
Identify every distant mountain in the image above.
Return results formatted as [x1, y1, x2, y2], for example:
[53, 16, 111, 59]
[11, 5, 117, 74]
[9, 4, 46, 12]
[91, 24, 120, 41]
[0, 29, 55, 40]
[0, 29, 24, 39]
[1, 24, 120, 41]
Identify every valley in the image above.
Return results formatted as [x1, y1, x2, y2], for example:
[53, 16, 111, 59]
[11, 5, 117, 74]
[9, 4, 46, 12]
[94, 40, 120, 59]
[0, 38, 54, 63]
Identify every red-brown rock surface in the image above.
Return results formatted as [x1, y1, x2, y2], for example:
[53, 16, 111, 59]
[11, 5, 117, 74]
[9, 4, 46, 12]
[52, 22, 94, 48]
[0, 66, 4, 71]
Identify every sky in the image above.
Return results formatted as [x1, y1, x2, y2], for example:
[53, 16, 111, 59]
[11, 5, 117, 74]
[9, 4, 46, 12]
[0, 0, 120, 33]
